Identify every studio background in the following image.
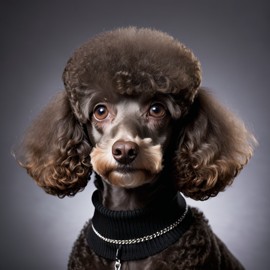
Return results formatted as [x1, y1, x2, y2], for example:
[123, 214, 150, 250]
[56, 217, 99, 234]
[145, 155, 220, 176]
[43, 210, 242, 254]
[1, 1, 269, 269]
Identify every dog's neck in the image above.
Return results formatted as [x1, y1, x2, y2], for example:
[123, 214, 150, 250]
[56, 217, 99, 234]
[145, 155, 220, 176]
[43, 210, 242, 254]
[95, 174, 176, 211]
[88, 175, 192, 262]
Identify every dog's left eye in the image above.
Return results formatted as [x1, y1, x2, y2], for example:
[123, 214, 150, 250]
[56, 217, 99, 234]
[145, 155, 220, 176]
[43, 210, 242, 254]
[149, 103, 167, 118]
[93, 104, 109, 120]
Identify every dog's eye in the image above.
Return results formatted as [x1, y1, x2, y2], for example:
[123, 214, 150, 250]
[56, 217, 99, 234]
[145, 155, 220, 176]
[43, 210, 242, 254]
[93, 104, 109, 120]
[149, 103, 166, 118]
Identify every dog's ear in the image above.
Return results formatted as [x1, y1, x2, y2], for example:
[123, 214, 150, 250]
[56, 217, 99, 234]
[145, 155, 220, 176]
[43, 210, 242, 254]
[174, 88, 256, 200]
[15, 91, 92, 197]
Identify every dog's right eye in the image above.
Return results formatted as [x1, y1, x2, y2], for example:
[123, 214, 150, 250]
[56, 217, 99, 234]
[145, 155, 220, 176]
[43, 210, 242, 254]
[93, 105, 109, 121]
[148, 103, 167, 119]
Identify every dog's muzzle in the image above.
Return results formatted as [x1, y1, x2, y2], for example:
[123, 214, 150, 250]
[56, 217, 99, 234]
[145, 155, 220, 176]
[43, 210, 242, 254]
[90, 136, 163, 188]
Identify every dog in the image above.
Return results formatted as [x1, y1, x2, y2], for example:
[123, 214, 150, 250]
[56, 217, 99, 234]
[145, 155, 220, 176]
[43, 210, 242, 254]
[16, 27, 256, 269]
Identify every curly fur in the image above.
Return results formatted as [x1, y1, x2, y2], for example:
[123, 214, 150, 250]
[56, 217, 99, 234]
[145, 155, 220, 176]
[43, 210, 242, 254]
[62, 27, 201, 122]
[14, 27, 256, 269]
[174, 89, 255, 200]
[16, 92, 92, 197]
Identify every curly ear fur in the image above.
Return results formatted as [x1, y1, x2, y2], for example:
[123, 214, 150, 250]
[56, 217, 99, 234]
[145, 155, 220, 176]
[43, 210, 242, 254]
[174, 89, 256, 200]
[15, 91, 92, 197]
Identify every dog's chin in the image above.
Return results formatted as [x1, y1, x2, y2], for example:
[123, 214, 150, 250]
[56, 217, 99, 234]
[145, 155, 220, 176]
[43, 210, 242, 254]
[105, 169, 155, 188]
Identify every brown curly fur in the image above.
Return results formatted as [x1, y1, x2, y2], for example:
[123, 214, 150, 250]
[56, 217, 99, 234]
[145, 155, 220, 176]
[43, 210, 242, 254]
[16, 92, 92, 197]
[174, 89, 254, 200]
[15, 27, 256, 268]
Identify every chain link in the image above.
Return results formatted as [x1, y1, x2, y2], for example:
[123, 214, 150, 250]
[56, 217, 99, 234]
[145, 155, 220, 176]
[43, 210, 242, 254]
[114, 260, 121, 270]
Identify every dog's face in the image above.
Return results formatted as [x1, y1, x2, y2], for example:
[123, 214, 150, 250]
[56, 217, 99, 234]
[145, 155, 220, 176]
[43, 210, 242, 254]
[88, 92, 181, 188]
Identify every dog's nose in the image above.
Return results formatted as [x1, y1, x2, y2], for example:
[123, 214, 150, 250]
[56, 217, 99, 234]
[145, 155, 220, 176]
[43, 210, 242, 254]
[112, 140, 139, 164]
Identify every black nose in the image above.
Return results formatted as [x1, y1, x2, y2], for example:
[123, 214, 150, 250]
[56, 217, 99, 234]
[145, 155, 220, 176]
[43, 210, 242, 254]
[112, 140, 139, 164]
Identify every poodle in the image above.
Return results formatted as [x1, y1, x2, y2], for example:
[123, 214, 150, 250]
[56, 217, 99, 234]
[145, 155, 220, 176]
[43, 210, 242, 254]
[15, 27, 256, 269]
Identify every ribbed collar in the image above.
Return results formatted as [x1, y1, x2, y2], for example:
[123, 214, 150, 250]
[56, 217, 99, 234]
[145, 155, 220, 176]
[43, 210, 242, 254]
[86, 190, 193, 261]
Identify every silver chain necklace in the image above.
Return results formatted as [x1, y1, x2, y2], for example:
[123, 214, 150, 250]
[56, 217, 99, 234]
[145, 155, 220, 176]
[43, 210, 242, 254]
[91, 204, 189, 245]
[92, 204, 189, 270]
[91, 203, 189, 270]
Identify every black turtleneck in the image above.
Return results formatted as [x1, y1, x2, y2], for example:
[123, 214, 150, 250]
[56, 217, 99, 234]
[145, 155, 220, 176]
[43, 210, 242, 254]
[86, 190, 193, 261]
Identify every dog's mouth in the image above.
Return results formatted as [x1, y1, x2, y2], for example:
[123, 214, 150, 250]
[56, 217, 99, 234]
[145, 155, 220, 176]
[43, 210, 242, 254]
[115, 165, 140, 174]
[108, 167, 154, 188]
[92, 165, 159, 188]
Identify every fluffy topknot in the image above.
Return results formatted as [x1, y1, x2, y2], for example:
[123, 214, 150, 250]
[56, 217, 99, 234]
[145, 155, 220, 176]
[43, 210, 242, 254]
[63, 27, 201, 122]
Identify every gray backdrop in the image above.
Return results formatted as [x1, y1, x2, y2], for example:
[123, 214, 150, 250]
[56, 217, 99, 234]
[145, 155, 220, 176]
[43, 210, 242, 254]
[1, 1, 269, 269]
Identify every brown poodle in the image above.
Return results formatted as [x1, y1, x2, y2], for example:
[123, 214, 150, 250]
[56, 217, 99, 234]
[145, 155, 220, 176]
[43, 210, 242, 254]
[15, 27, 256, 269]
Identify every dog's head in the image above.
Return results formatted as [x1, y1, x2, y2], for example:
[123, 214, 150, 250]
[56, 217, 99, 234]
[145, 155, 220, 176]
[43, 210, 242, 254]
[15, 27, 255, 200]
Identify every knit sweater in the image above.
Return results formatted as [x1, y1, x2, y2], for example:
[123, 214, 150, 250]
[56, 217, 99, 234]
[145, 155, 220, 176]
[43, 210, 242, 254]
[69, 201, 245, 269]
[86, 190, 193, 261]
